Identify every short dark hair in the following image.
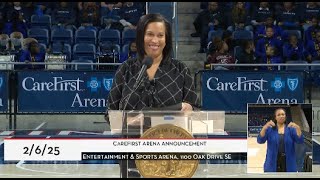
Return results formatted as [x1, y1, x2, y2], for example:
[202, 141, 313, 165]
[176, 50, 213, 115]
[242, 40, 253, 49]
[135, 13, 173, 62]
[28, 41, 38, 50]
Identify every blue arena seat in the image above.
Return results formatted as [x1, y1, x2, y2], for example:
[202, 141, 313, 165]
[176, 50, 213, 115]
[232, 30, 253, 40]
[207, 30, 224, 42]
[71, 59, 94, 71]
[122, 29, 136, 45]
[38, 43, 47, 53]
[73, 43, 96, 62]
[282, 30, 302, 42]
[75, 29, 97, 45]
[51, 43, 72, 61]
[122, 43, 130, 54]
[31, 14, 51, 30]
[51, 28, 73, 45]
[285, 60, 309, 71]
[28, 28, 49, 45]
[98, 29, 120, 45]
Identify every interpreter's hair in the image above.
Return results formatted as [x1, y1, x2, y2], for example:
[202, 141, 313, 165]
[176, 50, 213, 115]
[136, 13, 173, 62]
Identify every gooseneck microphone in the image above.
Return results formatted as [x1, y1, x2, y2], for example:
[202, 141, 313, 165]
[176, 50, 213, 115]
[121, 56, 153, 131]
[132, 56, 153, 91]
[119, 56, 153, 178]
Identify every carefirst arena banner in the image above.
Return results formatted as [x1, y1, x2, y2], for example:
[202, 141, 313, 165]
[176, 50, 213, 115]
[0, 71, 8, 112]
[201, 71, 304, 112]
[17, 71, 115, 113]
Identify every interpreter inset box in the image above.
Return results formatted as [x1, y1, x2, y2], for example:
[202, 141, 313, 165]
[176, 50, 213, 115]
[247, 103, 312, 173]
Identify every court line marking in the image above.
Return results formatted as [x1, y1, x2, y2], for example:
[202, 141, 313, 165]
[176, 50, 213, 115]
[16, 122, 47, 168]
[0, 136, 11, 145]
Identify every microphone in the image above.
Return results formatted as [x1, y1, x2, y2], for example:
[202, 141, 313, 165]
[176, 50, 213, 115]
[120, 56, 153, 133]
[118, 56, 153, 178]
[132, 56, 153, 91]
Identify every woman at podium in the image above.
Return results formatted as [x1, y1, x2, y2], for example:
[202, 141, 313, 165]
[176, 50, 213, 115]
[106, 13, 199, 178]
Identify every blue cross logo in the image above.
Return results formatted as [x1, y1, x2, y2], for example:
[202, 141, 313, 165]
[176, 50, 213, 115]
[271, 77, 285, 93]
[87, 77, 101, 92]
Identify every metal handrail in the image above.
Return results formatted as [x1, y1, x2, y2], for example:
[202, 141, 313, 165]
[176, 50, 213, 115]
[145, 2, 148, 14]
[1, 62, 320, 67]
[0, 62, 122, 65]
[172, 2, 176, 19]
[208, 63, 320, 67]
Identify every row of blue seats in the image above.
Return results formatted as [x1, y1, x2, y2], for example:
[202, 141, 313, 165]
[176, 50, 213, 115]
[36, 42, 130, 62]
[208, 29, 302, 42]
[27, 27, 136, 46]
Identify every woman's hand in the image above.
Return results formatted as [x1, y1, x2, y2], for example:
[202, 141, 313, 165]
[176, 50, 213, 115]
[288, 122, 300, 129]
[288, 122, 302, 137]
[181, 102, 193, 112]
[263, 120, 275, 130]
[260, 120, 275, 138]
[127, 113, 144, 126]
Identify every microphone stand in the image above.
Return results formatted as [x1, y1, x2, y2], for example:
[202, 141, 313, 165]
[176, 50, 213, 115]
[119, 58, 152, 178]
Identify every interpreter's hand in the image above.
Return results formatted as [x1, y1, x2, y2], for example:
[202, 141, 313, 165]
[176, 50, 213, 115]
[288, 122, 300, 129]
[263, 120, 275, 129]
[181, 102, 193, 112]
[127, 113, 144, 126]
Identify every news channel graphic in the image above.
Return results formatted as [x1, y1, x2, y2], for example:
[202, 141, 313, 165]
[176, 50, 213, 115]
[4, 138, 247, 162]
[247, 103, 313, 173]
[81, 152, 245, 161]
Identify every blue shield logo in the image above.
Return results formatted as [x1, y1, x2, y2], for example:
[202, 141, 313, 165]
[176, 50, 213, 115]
[103, 78, 113, 91]
[0, 77, 2, 89]
[287, 78, 298, 91]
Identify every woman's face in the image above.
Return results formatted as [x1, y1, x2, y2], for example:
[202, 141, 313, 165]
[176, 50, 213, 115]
[223, 41, 229, 52]
[236, 2, 244, 9]
[289, 35, 298, 46]
[130, 42, 137, 52]
[144, 21, 166, 60]
[266, 28, 274, 38]
[275, 109, 286, 125]
[316, 32, 320, 42]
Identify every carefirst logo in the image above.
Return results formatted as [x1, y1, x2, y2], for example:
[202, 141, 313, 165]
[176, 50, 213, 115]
[206, 77, 268, 92]
[22, 77, 84, 92]
[206, 76, 298, 104]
